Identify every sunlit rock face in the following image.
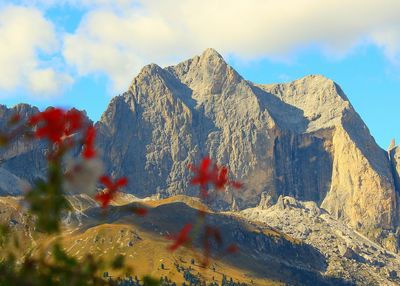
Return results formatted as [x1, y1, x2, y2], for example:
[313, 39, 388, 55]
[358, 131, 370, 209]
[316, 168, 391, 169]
[259, 75, 398, 249]
[1, 49, 399, 250]
[95, 49, 398, 247]
[389, 145, 400, 191]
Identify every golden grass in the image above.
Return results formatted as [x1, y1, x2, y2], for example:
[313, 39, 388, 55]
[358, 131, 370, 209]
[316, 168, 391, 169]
[58, 223, 282, 286]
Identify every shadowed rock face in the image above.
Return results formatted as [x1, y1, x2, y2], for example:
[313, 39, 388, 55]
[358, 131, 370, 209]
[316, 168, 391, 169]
[81, 201, 354, 286]
[0, 104, 91, 193]
[1, 49, 400, 250]
[389, 146, 400, 191]
[0, 104, 46, 189]
[272, 131, 333, 204]
[96, 49, 399, 246]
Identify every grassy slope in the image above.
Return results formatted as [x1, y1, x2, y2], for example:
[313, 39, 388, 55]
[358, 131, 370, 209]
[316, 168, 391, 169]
[60, 223, 279, 285]
[0, 195, 352, 285]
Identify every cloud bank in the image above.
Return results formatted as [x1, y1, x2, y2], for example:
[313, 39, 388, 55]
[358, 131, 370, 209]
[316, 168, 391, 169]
[2, 0, 400, 94]
[0, 5, 72, 96]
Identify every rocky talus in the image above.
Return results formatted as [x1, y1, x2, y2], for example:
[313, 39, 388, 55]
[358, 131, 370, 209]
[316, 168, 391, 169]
[239, 196, 400, 286]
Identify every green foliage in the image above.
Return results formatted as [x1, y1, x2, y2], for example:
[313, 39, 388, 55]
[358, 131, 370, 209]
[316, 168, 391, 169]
[25, 161, 71, 234]
[0, 109, 245, 285]
[0, 224, 9, 247]
[111, 255, 125, 270]
[142, 275, 161, 286]
[0, 243, 107, 286]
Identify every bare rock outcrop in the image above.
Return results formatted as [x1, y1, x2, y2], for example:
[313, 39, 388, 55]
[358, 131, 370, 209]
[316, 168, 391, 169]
[1, 49, 399, 251]
[0, 104, 47, 187]
[389, 145, 400, 191]
[240, 196, 400, 285]
[96, 49, 398, 248]
[0, 104, 92, 194]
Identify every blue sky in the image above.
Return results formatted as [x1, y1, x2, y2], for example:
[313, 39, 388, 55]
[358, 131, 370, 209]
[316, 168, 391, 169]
[1, 0, 400, 148]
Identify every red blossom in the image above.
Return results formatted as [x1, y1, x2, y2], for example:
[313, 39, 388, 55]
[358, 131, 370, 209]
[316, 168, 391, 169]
[28, 108, 84, 143]
[99, 176, 128, 191]
[209, 227, 222, 246]
[201, 226, 223, 266]
[225, 244, 239, 254]
[168, 223, 193, 251]
[64, 109, 84, 136]
[132, 207, 148, 216]
[82, 125, 96, 159]
[214, 166, 228, 189]
[230, 181, 243, 189]
[95, 190, 114, 209]
[189, 156, 243, 197]
[189, 157, 212, 195]
[95, 176, 128, 209]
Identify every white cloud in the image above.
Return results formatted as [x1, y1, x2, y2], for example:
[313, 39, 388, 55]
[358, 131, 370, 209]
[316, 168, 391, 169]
[10, 0, 137, 10]
[63, 8, 183, 92]
[141, 0, 400, 58]
[372, 28, 400, 64]
[0, 5, 73, 96]
[27, 68, 73, 95]
[61, 0, 400, 92]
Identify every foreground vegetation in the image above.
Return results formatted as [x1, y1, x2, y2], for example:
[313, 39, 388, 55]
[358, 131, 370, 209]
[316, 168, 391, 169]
[0, 108, 244, 285]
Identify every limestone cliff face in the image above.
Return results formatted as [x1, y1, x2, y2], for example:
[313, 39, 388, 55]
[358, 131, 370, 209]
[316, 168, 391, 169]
[97, 49, 279, 207]
[0, 104, 46, 189]
[389, 145, 400, 250]
[389, 145, 400, 192]
[96, 49, 398, 248]
[258, 77, 397, 244]
[0, 49, 399, 250]
[0, 104, 91, 195]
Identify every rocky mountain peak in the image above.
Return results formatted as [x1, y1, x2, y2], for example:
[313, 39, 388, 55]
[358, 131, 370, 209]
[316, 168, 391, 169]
[257, 75, 356, 135]
[0, 103, 39, 123]
[166, 49, 243, 97]
[388, 138, 396, 152]
[1, 49, 400, 253]
[137, 63, 163, 77]
[199, 48, 224, 61]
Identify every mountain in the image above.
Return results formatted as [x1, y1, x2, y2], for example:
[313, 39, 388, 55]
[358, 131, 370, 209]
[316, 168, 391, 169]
[0, 104, 91, 193]
[0, 104, 45, 189]
[95, 48, 400, 251]
[0, 48, 399, 254]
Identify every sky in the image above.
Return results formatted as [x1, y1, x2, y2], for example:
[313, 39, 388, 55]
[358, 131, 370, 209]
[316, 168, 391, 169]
[0, 0, 399, 148]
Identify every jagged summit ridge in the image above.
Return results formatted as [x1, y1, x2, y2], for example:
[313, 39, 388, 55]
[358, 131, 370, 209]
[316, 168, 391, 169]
[166, 48, 242, 98]
[258, 74, 351, 132]
[1, 49, 400, 252]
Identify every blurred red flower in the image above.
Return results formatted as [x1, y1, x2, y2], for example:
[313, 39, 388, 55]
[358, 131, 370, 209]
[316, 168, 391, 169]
[132, 207, 148, 216]
[95, 176, 128, 208]
[95, 190, 113, 209]
[225, 244, 239, 254]
[168, 223, 193, 251]
[189, 156, 243, 197]
[82, 125, 96, 159]
[28, 108, 84, 143]
[202, 225, 223, 265]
